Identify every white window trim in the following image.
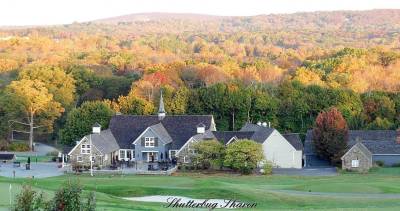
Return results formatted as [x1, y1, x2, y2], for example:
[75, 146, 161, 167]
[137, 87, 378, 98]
[119, 149, 135, 161]
[77, 156, 83, 162]
[183, 156, 189, 163]
[81, 144, 91, 154]
[119, 149, 126, 160]
[351, 160, 359, 168]
[169, 150, 178, 159]
[145, 137, 155, 148]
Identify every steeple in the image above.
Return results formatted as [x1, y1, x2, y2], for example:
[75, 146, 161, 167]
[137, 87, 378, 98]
[158, 89, 166, 120]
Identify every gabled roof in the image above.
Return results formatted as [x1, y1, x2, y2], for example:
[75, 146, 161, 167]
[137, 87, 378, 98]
[191, 130, 216, 141]
[84, 129, 120, 154]
[92, 122, 101, 128]
[305, 129, 400, 155]
[109, 115, 214, 149]
[0, 153, 15, 160]
[212, 131, 255, 145]
[341, 142, 372, 159]
[240, 123, 275, 143]
[149, 123, 172, 144]
[282, 133, 303, 151]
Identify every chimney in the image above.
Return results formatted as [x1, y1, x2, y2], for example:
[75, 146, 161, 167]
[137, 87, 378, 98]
[397, 129, 400, 144]
[197, 123, 205, 134]
[268, 122, 271, 128]
[158, 89, 166, 120]
[92, 122, 101, 134]
[262, 122, 267, 127]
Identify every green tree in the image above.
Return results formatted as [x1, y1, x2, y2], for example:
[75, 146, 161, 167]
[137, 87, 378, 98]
[60, 101, 114, 146]
[193, 140, 225, 170]
[313, 107, 349, 164]
[224, 139, 263, 174]
[277, 81, 310, 132]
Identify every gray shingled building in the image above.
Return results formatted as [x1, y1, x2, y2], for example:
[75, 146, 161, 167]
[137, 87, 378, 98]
[305, 129, 400, 170]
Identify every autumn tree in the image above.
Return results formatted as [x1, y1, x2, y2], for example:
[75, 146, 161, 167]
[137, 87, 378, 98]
[313, 107, 349, 164]
[5, 79, 63, 150]
[19, 64, 76, 109]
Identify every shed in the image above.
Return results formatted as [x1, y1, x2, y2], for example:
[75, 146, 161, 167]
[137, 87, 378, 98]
[341, 142, 372, 172]
[0, 153, 16, 163]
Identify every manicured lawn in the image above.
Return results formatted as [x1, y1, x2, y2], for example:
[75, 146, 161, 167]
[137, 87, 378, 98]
[0, 168, 400, 210]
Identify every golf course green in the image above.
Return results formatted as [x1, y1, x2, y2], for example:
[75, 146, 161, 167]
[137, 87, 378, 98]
[1, 168, 400, 210]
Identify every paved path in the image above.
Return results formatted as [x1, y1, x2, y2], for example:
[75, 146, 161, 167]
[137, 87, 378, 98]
[272, 167, 337, 176]
[0, 162, 64, 178]
[1, 143, 60, 157]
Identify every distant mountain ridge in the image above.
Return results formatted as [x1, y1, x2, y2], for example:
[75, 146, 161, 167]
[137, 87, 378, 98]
[92, 12, 225, 24]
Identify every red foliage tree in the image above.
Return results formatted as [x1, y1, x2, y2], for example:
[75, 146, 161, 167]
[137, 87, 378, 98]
[313, 107, 349, 165]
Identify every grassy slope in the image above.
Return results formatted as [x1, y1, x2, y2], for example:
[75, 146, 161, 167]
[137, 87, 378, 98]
[0, 168, 400, 210]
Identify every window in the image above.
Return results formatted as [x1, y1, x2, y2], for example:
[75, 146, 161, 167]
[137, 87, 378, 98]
[91, 156, 95, 162]
[147, 152, 158, 162]
[145, 137, 155, 147]
[351, 160, 359, 168]
[183, 156, 188, 163]
[119, 150, 126, 159]
[169, 150, 177, 159]
[77, 156, 82, 162]
[81, 144, 91, 154]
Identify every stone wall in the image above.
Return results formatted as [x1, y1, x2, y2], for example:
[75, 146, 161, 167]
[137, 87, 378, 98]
[69, 137, 110, 169]
[342, 145, 372, 172]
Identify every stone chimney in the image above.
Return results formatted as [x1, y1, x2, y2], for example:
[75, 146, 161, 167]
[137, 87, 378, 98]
[158, 89, 166, 120]
[397, 129, 400, 144]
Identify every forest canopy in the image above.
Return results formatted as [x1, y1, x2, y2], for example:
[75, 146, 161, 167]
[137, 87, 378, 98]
[1, 10, 400, 145]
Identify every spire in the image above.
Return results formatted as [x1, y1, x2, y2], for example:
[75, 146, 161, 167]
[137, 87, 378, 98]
[158, 89, 166, 120]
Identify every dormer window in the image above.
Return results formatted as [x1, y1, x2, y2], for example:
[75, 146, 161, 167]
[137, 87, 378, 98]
[145, 137, 155, 147]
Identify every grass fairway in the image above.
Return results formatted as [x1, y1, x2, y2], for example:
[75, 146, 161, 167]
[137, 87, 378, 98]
[0, 168, 400, 210]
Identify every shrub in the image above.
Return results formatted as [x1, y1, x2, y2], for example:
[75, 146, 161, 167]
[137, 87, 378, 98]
[392, 163, 400, 167]
[0, 139, 9, 151]
[8, 142, 30, 151]
[192, 140, 225, 170]
[13, 181, 96, 211]
[261, 161, 273, 175]
[224, 139, 264, 174]
[12, 185, 45, 211]
[375, 160, 385, 167]
[46, 150, 60, 157]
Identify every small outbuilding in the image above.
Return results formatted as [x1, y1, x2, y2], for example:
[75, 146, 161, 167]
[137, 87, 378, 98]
[341, 141, 372, 172]
[0, 153, 16, 163]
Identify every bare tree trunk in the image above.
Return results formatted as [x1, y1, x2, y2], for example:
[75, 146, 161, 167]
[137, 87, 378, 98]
[29, 112, 34, 151]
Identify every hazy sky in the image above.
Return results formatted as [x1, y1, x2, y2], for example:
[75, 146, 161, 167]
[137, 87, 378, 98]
[1, 0, 400, 26]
